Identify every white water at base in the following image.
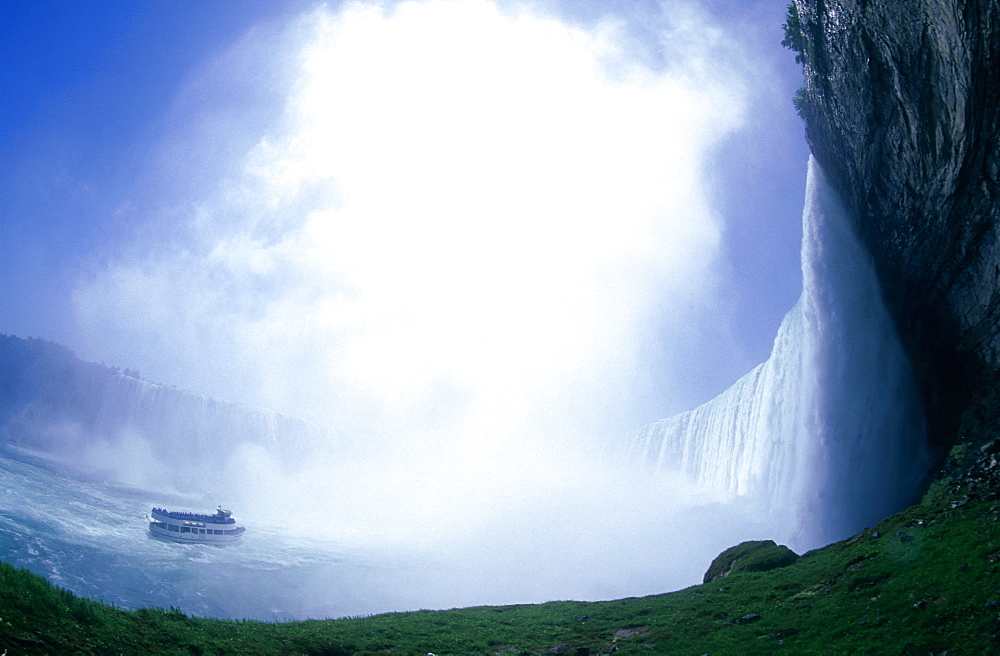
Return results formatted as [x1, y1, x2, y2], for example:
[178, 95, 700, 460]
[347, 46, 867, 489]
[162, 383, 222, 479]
[624, 157, 931, 550]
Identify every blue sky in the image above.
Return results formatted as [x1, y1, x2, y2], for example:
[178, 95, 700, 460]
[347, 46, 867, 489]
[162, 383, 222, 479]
[0, 0, 810, 439]
[0, 0, 296, 337]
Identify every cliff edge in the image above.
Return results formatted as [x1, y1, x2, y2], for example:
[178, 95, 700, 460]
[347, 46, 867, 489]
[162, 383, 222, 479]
[789, 0, 1000, 455]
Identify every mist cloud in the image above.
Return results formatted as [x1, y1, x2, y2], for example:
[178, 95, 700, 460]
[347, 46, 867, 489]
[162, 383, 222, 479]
[58, 0, 806, 605]
[75, 0, 754, 456]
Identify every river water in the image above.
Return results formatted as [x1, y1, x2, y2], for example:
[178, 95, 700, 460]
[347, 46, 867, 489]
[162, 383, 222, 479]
[0, 445, 457, 620]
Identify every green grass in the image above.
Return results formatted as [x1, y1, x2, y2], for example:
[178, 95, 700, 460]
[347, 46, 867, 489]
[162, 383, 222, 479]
[2, 449, 998, 655]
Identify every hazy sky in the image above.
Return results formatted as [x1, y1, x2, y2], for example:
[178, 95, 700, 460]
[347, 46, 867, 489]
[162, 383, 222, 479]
[0, 0, 809, 441]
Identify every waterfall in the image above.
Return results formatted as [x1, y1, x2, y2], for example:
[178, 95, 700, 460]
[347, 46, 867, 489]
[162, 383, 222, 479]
[625, 157, 931, 549]
[1, 156, 932, 551]
[0, 348, 338, 495]
[94, 375, 330, 464]
[84, 374, 340, 493]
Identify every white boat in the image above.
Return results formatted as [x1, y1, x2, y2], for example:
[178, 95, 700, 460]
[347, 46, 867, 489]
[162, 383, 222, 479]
[147, 506, 245, 544]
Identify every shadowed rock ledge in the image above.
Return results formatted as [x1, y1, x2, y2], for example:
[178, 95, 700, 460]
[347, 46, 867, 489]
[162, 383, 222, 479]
[789, 0, 1000, 457]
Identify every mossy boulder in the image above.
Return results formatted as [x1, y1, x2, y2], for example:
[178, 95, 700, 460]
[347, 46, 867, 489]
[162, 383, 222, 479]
[703, 539, 799, 583]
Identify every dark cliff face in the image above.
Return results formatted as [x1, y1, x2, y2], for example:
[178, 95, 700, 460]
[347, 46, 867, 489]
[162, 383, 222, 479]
[791, 0, 1000, 454]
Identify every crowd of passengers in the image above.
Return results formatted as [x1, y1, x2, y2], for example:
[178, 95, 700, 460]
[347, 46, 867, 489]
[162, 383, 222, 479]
[152, 507, 236, 524]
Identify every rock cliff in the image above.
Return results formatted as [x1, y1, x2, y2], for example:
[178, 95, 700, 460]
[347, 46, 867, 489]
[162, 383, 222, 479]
[789, 0, 1000, 455]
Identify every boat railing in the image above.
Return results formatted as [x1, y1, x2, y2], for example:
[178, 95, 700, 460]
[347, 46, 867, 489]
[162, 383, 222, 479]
[151, 507, 237, 524]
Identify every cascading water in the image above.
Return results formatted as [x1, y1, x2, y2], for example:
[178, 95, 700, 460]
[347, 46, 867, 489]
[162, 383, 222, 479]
[0, 359, 338, 497]
[624, 157, 931, 550]
[92, 374, 334, 486]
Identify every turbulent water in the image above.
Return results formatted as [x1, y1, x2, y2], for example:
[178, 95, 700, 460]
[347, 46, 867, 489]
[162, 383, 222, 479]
[624, 157, 931, 549]
[0, 441, 770, 620]
[0, 446, 424, 620]
[0, 158, 932, 618]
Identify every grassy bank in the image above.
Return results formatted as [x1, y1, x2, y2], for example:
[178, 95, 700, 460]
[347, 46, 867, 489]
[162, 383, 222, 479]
[2, 437, 999, 655]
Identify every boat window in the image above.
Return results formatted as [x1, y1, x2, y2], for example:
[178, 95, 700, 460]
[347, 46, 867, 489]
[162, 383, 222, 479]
[169, 524, 179, 532]
[181, 527, 190, 533]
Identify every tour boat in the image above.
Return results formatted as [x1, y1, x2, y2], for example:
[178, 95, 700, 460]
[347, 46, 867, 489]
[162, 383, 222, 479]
[147, 506, 245, 544]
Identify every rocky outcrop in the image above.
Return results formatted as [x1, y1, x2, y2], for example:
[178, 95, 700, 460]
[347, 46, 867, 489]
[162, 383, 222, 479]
[788, 0, 1000, 455]
[703, 540, 799, 583]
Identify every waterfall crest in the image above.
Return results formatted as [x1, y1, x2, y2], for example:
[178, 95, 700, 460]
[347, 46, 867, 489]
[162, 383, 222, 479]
[94, 373, 332, 468]
[0, 352, 338, 495]
[624, 157, 931, 548]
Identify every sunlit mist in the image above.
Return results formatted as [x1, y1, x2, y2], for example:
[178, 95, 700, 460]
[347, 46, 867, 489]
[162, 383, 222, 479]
[75, 0, 750, 444]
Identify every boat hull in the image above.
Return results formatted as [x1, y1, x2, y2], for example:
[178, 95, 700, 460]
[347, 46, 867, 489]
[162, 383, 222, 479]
[148, 521, 245, 544]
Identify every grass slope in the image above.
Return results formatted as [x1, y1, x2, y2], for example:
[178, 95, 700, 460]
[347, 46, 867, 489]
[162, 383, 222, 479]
[3, 445, 999, 656]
